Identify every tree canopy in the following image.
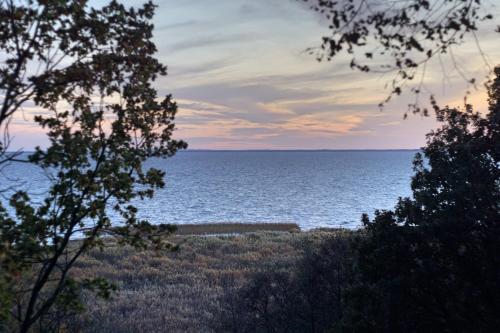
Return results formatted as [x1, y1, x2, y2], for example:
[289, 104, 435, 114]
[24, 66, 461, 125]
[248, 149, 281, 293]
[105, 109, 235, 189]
[343, 67, 500, 332]
[0, 1, 186, 331]
[304, 0, 498, 114]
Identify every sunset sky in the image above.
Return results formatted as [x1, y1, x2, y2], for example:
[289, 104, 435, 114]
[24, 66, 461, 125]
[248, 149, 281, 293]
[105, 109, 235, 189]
[9, 0, 500, 150]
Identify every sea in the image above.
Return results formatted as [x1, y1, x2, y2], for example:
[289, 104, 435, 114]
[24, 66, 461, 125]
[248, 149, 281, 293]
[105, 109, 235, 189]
[1, 150, 417, 229]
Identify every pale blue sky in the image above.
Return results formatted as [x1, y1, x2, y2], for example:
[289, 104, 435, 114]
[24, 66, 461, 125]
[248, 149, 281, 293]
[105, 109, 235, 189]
[9, 0, 500, 149]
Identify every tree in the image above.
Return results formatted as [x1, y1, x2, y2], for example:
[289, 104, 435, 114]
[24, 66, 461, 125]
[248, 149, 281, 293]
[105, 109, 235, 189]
[342, 67, 500, 332]
[0, 1, 186, 331]
[303, 0, 498, 114]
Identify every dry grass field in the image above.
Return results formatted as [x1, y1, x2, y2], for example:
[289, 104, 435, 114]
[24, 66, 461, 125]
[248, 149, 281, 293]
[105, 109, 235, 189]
[174, 222, 300, 235]
[69, 228, 349, 332]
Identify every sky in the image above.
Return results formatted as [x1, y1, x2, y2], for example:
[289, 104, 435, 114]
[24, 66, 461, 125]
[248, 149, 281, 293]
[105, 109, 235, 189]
[7, 0, 500, 150]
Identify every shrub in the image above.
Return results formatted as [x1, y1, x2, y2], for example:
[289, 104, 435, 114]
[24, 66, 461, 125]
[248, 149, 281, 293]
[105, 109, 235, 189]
[214, 231, 355, 333]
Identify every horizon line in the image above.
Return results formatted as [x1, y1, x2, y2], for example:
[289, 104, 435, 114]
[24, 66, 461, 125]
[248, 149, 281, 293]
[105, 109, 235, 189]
[181, 148, 421, 152]
[8, 148, 422, 153]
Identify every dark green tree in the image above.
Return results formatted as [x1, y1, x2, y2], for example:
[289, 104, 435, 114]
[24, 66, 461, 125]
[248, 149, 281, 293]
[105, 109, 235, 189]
[343, 67, 500, 332]
[0, 1, 186, 331]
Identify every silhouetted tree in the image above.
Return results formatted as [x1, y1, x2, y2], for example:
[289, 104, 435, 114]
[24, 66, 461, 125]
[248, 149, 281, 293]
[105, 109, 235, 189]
[342, 67, 500, 332]
[0, 1, 186, 331]
[303, 0, 498, 114]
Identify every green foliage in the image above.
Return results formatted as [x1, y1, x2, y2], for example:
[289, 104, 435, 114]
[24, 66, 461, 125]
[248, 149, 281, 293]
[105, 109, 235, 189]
[0, 0, 186, 331]
[342, 68, 500, 332]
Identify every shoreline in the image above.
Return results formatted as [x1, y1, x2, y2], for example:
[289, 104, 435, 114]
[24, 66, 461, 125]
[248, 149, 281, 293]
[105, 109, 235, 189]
[173, 222, 300, 235]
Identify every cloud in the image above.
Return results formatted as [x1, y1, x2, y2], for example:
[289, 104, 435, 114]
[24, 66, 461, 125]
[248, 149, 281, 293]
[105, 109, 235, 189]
[176, 99, 227, 112]
[10, 0, 481, 150]
[173, 82, 326, 104]
[166, 33, 252, 53]
[173, 91, 369, 150]
[277, 113, 365, 135]
[167, 58, 236, 79]
[156, 20, 200, 31]
[168, 69, 402, 148]
[381, 121, 401, 127]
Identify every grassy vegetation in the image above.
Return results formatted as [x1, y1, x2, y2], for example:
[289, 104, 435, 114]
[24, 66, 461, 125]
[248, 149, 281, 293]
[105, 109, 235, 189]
[174, 222, 300, 235]
[69, 229, 348, 332]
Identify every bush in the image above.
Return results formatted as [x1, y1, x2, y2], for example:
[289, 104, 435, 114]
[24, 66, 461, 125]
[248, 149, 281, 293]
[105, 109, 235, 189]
[213, 231, 355, 333]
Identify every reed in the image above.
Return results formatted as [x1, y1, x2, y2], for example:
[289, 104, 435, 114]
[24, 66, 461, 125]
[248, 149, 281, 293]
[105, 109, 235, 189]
[69, 229, 349, 332]
[173, 222, 300, 235]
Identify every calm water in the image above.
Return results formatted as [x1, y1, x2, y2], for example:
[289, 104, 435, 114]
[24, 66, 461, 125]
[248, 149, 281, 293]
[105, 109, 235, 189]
[1, 150, 417, 229]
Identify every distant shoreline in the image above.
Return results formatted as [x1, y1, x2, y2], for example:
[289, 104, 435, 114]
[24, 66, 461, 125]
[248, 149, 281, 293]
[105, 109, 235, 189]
[6, 149, 421, 153]
[180, 149, 421, 152]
